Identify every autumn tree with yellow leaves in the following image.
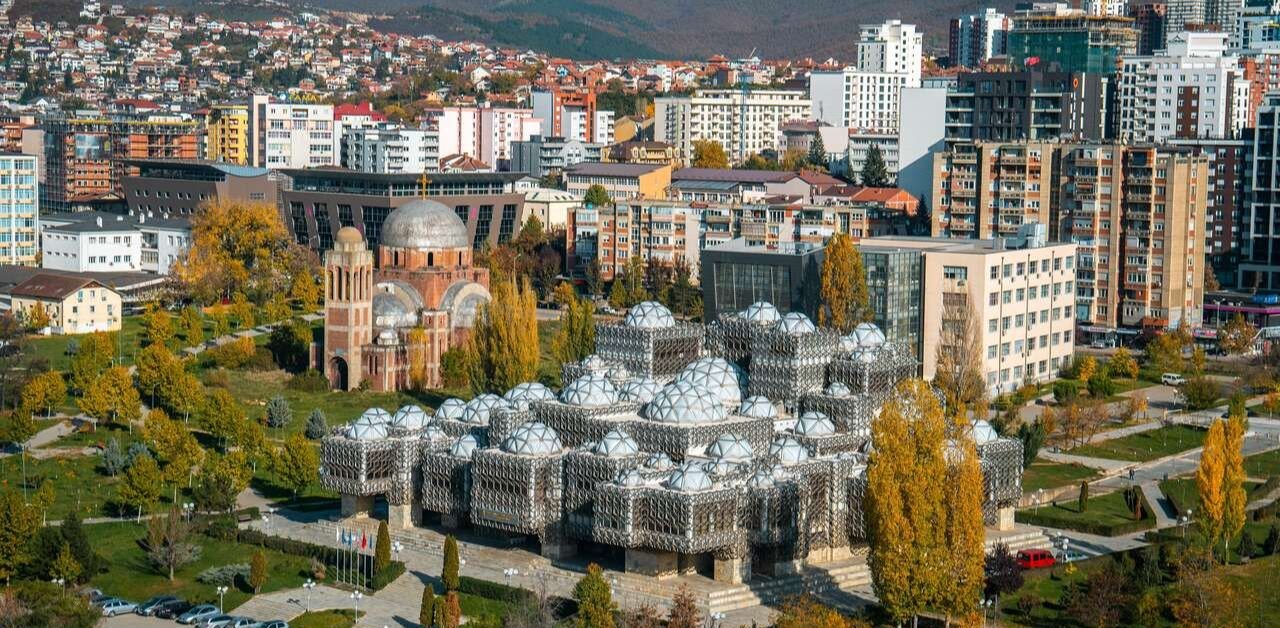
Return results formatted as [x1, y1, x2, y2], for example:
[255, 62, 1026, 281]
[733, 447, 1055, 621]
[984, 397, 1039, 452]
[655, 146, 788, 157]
[1222, 412, 1247, 558]
[173, 200, 316, 304]
[818, 233, 870, 333]
[77, 365, 141, 429]
[465, 278, 539, 394]
[938, 429, 986, 624]
[1196, 419, 1227, 554]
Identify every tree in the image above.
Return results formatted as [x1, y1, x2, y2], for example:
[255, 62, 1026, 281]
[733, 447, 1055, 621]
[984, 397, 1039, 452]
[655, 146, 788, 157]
[193, 452, 250, 513]
[938, 430, 986, 624]
[118, 454, 162, 521]
[1087, 371, 1116, 398]
[443, 591, 461, 628]
[1196, 419, 1227, 551]
[1265, 523, 1280, 556]
[1222, 414, 1247, 556]
[1190, 345, 1207, 375]
[267, 321, 312, 373]
[172, 199, 314, 303]
[373, 519, 392, 577]
[984, 543, 1023, 597]
[573, 563, 615, 628]
[211, 307, 231, 338]
[142, 409, 204, 487]
[1167, 548, 1255, 627]
[1016, 419, 1046, 467]
[21, 371, 66, 419]
[1077, 355, 1098, 383]
[464, 279, 539, 394]
[1108, 347, 1139, 379]
[0, 490, 39, 585]
[144, 507, 200, 580]
[290, 271, 322, 312]
[583, 184, 611, 208]
[585, 259, 603, 299]
[817, 233, 869, 332]
[142, 302, 174, 347]
[50, 542, 80, 588]
[275, 433, 319, 498]
[420, 584, 436, 627]
[68, 332, 114, 393]
[666, 584, 700, 628]
[860, 144, 890, 187]
[249, 551, 267, 594]
[1218, 313, 1257, 355]
[1079, 480, 1090, 512]
[24, 301, 50, 331]
[265, 395, 292, 429]
[442, 535, 460, 591]
[1147, 332, 1184, 374]
[1239, 531, 1258, 559]
[865, 379, 947, 625]
[264, 295, 292, 325]
[305, 409, 328, 440]
[1181, 376, 1220, 411]
[552, 296, 596, 365]
[773, 596, 861, 628]
[201, 388, 247, 449]
[231, 292, 256, 329]
[807, 133, 827, 170]
[178, 305, 204, 345]
[933, 294, 989, 420]
[691, 139, 729, 169]
[77, 366, 140, 429]
[1063, 565, 1131, 628]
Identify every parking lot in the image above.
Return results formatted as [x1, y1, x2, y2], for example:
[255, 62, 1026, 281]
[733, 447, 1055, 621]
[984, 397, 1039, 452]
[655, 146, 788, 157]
[100, 616, 176, 628]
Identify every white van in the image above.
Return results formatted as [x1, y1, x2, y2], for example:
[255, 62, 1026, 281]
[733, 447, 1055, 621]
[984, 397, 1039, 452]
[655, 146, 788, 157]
[1161, 373, 1186, 386]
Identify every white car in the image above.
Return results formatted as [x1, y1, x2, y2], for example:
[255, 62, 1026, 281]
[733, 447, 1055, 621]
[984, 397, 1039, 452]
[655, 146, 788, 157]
[1161, 373, 1186, 386]
[100, 599, 137, 617]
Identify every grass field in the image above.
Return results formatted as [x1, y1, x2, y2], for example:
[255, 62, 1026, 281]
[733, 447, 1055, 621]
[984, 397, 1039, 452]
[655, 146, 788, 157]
[1015, 489, 1155, 535]
[290, 610, 358, 628]
[1159, 477, 1266, 518]
[1021, 461, 1099, 493]
[1067, 425, 1207, 462]
[1245, 448, 1280, 479]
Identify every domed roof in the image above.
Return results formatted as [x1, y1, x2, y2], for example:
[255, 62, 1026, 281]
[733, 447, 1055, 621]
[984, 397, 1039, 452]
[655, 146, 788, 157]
[335, 226, 364, 244]
[624, 301, 675, 329]
[851, 322, 886, 349]
[379, 199, 469, 250]
[825, 382, 852, 397]
[594, 428, 640, 457]
[581, 354, 609, 371]
[769, 436, 810, 465]
[421, 423, 447, 441]
[615, 468, 645, 487]
[972, 419, 999, 445]
[645, 452, 674, 470]
[794, 411, 836, 437]
[345, 414, 389, 440]
[560, 373, 620, 407]
[620, 377, 662, 404]
[748, 468, 777, 489]
[461, 394, 509, 425]
[706, 432, 754, 461]
[646, 380, 728, 424]
[359, 408, 392, 424]
[664, 461, 713, 492]
[774, 312, 816, 335]
[449, 434, 481, 459]
[850, 346, 880, 364]
[740, 301, 780, 324]
[390, 405, 430, 429]
[501, 421, 563, 456]
[676, 357, 744, 406]
[738, 396, 778, 419]
[372, 292, 418, 329]
[434, 398, 466, 421]
[704, 457, 736, 477]
[504, 382, 556, 409]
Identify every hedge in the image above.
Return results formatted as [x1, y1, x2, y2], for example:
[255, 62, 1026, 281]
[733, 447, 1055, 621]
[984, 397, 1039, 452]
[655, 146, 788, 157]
[1016, 490, 1157, 537]
[458, 575, 537, 605]
[199, 526, 404, 592]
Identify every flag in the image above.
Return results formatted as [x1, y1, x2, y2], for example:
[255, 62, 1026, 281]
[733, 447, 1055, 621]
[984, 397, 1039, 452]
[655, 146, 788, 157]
[361, 531, 367, 550]
[335, 527, 340, 544]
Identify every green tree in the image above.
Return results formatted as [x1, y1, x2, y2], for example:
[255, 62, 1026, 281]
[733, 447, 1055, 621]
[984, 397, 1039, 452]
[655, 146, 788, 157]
[265, 395, 292, 430]
[442, 535, 460, 591]
[0, 490, 37, 584]
[144, 507, 200, 580]
[142, 302, 174, 347]
[464, 279, 539, 394]
[375, 519, 391, 575]
[1087, 371, 1116, 398]
[304, 408, 328, 440]
[118, 454, 163, 521]
[50, 542, 80, 587]
[860, 144, 890, 187]
[420, 584, 437, 627]
[77, 366, 140, 429]
[1016, 417, 1047, 467]
[249, 551, 267, 593]
[817, 233, 869, 331]
[201, 388, 247, 449]
[691, 139, 730, 168]
[193, 452, 250, 513]
[275, 433, 319, 498]
[807, 132, 827, 170]
[178, 305, 204, 345]
[583, 184, 611, 208]
[1079, 480, 1090, 512]
[573, 562, 616, 628]
[552, 296, 596, 365]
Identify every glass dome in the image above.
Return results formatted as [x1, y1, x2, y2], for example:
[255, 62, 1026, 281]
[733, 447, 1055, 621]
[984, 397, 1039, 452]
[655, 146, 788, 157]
[359, 407, 392, 424]
[501, 421, 563, 456]
[850, 346, 880, 364]
[794, 411, 836, 437]
[646, 380, 728, 424]
[645, 452, 674, 470]
[664, 461, 713, 492]
[738, 396, 778, 419]
[434, 398, 466, 421]
[615, 468, 646, 487]
[972, 419, 999, 445]
[582, 354, 609, 371]
[390, 405, 431, 429]
[421, 423, 447, 442]
[747, 468, 776, 488]
[449, 434, 481, 459]
[594, 428, 640, 457]
[624, 301, 676, 329]
[345, 414, 389, 440]
[620, 377, 662, 404]
[461, 394, 509, 425]
[839, 335, 859, 354]
[560, 373, 620, 407]
[705, 432, 754, 461]
[774, 312, 816, 335]
[504, 382, 556, 409]
[825, 382, 852, 397]
[704, 457, 736, 477]
[676, 357, 744, 406]
[851, 322, 886, 349]
[769, 436, 810, 465]
[740, 301, 780, 324]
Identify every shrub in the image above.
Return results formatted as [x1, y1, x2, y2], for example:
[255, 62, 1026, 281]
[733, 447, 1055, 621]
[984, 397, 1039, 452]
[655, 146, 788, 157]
[304, 409, 328, 439]
[197, 563, 249, 586]
[1053, 380, 1079, 403]
[1087, 372, 1116, 398]
[288, 370, 330, 393]
[244, 348, 278, 371]
[1015, 593, 1040, 616]
[457, 576, 537, 605]
[204, 369, 232, 389]
[1240, 531, 1258, 559]
[369, 561, 405, 590]
[1180, 376, 1221, 411]
[203, 337, 256, 369]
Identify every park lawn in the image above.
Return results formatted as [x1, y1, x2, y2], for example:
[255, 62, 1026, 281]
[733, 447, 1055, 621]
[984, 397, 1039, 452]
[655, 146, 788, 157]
[998, 554, 1110, 624]
[88, 521, 313, 611]
[1015, 489, 1154, 535]
[1159, 477, 1265, 517]
[290, 610, 358, 628]
[203, 369, 423, 437]
[1067, 425, 1207, 462]
[1245, 448, 1280, 478]
[252, 447, 340, 509]
[1021, 461, 1099, 493]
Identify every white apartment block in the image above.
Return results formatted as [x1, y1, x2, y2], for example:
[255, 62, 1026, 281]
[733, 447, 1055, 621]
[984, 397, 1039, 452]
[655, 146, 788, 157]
[0, 154, 38, 266]
[434, 106, 540, 168]
[1117, 31, 1250, 143]
[249, 94, 336, 169]
[41, 212, 191, 275]
[858, 20, 923, 86]
[809, 69, 915, 132]
[949, 9, 1011, 68]
[847, 132, 900, 182]
[341, 124, 440, 174]
[654, 89, 812, 163]
[1082, 0, 1126, 16]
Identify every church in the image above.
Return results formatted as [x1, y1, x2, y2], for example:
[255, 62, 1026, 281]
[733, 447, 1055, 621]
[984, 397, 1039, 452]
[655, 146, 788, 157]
[323, 199, 491, 391]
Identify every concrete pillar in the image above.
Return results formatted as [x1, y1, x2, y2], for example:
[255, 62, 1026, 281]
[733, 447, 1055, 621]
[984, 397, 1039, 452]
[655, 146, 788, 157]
[341, 494, 374, 518]
[625, 548, 678, 579]
[387, 503, 414, 530]
[806, 544, 853, 564]
[997, 505, 1015, 531]
[713, 555, 749, 584]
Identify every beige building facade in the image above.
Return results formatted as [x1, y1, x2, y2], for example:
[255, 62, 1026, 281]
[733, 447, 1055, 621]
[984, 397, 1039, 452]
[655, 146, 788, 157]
[9, 274, 122, 334]
[931, 141, 1056, 240]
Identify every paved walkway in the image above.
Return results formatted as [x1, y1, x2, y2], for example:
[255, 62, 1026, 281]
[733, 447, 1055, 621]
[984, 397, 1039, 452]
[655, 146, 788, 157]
[180, 312, 322, 357]
[1040, 451, 1135, 472]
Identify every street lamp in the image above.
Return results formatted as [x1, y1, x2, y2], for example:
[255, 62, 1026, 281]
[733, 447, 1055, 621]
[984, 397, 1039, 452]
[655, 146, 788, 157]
[504, 567, 519, 588]
[303, 579, 316, 612]
[1035, 488, 1045, 514]
[216, 586, 228, 613]
[392, 540, 403, 560]
[182, 502, 194, 522]
[708, 611, 726, 627]
[351, 590, 363, 622]
[980, 597, 996, 628]
[52, 577, 64, 592]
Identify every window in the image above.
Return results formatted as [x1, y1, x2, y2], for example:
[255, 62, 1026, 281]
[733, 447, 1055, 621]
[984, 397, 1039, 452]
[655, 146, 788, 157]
[987, 345, 997, 359]
[943, 265, 968, 280]
[1003, 263, 1013, 278]
[988, 319, 998, 333]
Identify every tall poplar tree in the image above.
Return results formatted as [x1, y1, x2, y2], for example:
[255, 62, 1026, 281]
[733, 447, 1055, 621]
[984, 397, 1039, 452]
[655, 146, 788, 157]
[818, 233, 870, 332]
[1223, 413, 1248, 555]
[465, 279, 539, 394]
[938, 435, 986, 623]
[1196, 420, 1227, 551]
[553, 296, 596, 365]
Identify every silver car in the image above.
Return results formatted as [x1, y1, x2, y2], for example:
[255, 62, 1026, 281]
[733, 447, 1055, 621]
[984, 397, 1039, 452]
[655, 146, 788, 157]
[177, 604, 221, 625]
[99, 599, 137, 617]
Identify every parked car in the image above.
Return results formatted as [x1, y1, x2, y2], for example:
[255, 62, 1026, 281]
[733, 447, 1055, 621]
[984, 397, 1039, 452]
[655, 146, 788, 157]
[99, 599, 137, 617]
[203, 615, 254, 628]
[136, 595, 181, 616]
[250, 621, 289, 628]
[1162, 372, 1186, 386]
[83, 589, 109, 605]
[177, 604, 221, 625]
[154, 601, 195, 619]
[1057, 549, 1087, 563]
[1016, 548, 1057, 569]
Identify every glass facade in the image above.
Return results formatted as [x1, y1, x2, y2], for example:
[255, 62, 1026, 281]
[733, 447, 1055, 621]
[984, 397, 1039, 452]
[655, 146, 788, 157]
[712, 262, 794, 314]
[862, 248, 923, 358]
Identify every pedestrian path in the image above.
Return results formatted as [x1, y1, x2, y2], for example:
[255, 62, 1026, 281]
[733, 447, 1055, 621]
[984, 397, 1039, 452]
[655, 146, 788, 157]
[1039, 451, 1135, 472]
[181, 312, 322, 356]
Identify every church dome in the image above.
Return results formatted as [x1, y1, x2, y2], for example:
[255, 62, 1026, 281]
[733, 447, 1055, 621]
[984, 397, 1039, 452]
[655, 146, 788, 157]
[379, 199, 469, 250]
[335, 226, 364, 245]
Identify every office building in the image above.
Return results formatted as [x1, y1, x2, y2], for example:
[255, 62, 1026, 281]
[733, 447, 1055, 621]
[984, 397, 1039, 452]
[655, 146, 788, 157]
[121, 159, 275, 216]
[654, 89, 812, 163]
[809, 69, 916, 132]
[943, 71, 1114, 147]
[931, 141, 1057, 240]
[1166, 0, 1241, 40]
[1244, 93, 1280, 290]
[41, 211, 192, 275]
[248, 94, 336, 169]
[564, 163, 672, 202]
[522, 188, 580, 231]
[203, 104, 250, 165]
[511, 136, 603, 178]
[340, 123, 440, 174]
[1007, 6, 1138, 75]
[855, 243, 924, 357]
[949, 9, 1012, 68]
[0, 153, 37, 265]
[1117, 32, 1250, 144]
[699, 238, 825, 322]
[857, 20, 924, 86]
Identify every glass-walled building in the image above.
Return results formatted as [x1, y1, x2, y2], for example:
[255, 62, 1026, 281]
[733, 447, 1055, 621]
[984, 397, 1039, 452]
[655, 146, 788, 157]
[859, 244, 923, 359]
[699, 238, 825, 321]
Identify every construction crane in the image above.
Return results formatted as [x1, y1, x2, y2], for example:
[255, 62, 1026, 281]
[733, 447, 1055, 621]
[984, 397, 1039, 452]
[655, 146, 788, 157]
[737, 47, 756, 162]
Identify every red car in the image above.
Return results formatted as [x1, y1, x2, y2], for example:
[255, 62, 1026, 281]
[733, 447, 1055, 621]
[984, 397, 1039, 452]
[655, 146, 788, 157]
[1015, 549, 1057, 569]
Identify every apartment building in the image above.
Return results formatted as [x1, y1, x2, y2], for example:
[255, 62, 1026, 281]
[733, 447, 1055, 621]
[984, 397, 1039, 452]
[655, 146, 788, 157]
[8, 274, 122, 334]
[564, 163, 671, 202]
[340, 123, 440, 174]
[931, 141, 1057, 240]
[248, 94, 336, 169]
[943, 71, 1113, 148]
[204, 104, 250, 165]
[511, 136, 603, 178]
[868, 228, 1078, 394]
[1129, 2, 1167, 55]
[576, 201, 702, 282]
[0, 154, 37, 265]
[857, 20, 924, 86]
[1007, 6, 1138, 75]
[949, 9, 1012, 68]
[654, 89, 812, 163]
[809, 69, 916, 132]
[1167, 137, 1249, 289]
[41, 211, 191, 275]
[532, 89, 613, 145]
[429, 106, 541, 169]
[1243, 93, 1280, 290]
[1117, 32, 1250, 144]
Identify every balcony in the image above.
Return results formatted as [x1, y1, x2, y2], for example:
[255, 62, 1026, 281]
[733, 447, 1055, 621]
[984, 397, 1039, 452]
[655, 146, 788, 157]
[952, 187, 976, 198]
[952, 153, 977, 164]
[1127, 192, 1152, 203]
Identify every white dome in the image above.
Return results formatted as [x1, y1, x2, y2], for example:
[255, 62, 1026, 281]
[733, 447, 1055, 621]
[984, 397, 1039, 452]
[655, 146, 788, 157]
[740, 301, 780, 324]
[359, 407, 392, 424]
[676, 357, 744, 406]
[345, 414, 389, 440]
[379, 199, 469, 250]
[582, 354, 609, 370]
[839, 335, 859, 353]
[594, 428, 640, 457]
[624, 301, 675, 329]
[461, 394, 509, 425]
[615, 468, 645, 487]
[748, 468, 777, 488]
[620, 377, 662, 404]
[738, 396, 778, 419]
[421, 423, 447, 441]
[434, 398, 466, 421]
[825, 382, 852, 397]
[972, 419, 999, 445]
[449, 434, 481, 459]
[850, 346, 879, 364]
[851, 322, 886, 349]
[794, 411, 836, 437]
[504, 382, 556, 409]
[390, 405, 431, 429]
[704, 457, 736, 477]
[774, 312, 816, 335]
[664, 462, 713, 492]
[502, 421, 563, 456]
[645, 452, 674, 470]
[646, 380, 728, 424]
[560, 373, 620, 407]
[769, 436, 810, 465]
[705, 432, 754, 462]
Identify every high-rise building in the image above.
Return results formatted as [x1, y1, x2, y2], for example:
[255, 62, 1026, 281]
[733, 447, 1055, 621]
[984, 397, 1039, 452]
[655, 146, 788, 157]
[949, 8, 1012, 68]
[931, 141, 1058, 240]
[511, 135, 603, 178]
[1167, 138, 1249, 289]
[340, 123, 440, 174]
[1007, 5, 1138, 75]
[428, 106, 540, 169]
[1129, 2, 1167, 55]
[1243, 93, 1280, 290]
[1117, 31, 1250, 143]
[809, 68, 916, 132]
[654, 89, 812, 163]
[248, 94, 336, 169]
[1165, 0, 1207, 41]
[532, 89, 613, 145]
[203, 105, 250, 165]
[857, 20, 923, 86]
[943, 71, 1114, 148]
[0, 153, 38, 265]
